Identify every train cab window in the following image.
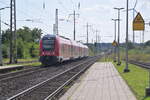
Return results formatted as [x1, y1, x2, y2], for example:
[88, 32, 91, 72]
[42, 38, 55, 51]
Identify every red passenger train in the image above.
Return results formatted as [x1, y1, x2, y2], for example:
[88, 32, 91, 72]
[39, 34, 89, 65]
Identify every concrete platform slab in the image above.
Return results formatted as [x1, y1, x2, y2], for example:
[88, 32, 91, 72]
[0, 65, 23, 69]
[60, 62, 137, 100]
[0, 65, 24, 72]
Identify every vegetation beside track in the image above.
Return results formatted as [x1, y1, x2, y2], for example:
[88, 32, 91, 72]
[3, 58, 38, 64]
[120, 47, 150, 63]
[2, 58, 40, 67]
[113, 62, 150, 100]
[23, 62, 41, 66]
[4, 62, 41, 67]
[119, 41, 150, 62]
[2, 27, 42, 59]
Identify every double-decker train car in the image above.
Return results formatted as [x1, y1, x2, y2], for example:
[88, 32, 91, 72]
[39, 34, 88, 65]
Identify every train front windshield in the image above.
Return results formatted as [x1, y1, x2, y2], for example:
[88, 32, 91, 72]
[42, 37, 55, 51]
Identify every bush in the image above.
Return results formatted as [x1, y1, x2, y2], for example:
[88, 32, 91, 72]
[2, 44, 9, 58]
[29, 43, 39, 58]
[2, 26, 42, 59]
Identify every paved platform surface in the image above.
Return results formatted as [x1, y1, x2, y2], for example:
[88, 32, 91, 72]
[0, 65, 23, 70]
[60, 62, 137, 100]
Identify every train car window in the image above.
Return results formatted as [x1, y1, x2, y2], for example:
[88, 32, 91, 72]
[63, 44, 65, 55]
[42, 38, 55, 51]
[61, 44, 65, 55]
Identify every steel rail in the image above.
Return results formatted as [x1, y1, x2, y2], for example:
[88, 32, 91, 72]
[0, 66, 43, 81]
[0, 58, 89, 81]
[7, 56, 98, 100]
[129, 60, 150, 69]
[45, 58, 97, 100]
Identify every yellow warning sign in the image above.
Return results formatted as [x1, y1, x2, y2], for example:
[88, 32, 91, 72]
[133, 12, 145, 31]
[112, 40, 117, 46]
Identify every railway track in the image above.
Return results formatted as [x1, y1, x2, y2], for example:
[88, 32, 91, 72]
[129, 60, 150, 69]
[0, 58, 87, 81]
[0, 65, 45, 81]
[7, 56, 99, 100]
[0, 57, 93, 100]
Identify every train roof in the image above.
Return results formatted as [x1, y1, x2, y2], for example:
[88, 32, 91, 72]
[59, 35, 70, 40]
[42, 34, 88, 48]
[42, 34, 56, 39]
[60, 37, 88, 48]
[42, 34, 70, 40]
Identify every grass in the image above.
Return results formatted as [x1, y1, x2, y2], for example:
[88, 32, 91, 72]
[120, 47, 150, 62]
[113, 61, 150, 100]
[64, 86, 71, 89]
[1, 58, 40, 67]
[2, 62, 41, 67]
[3, 58, 38, 64]
[22, 62, 41, 66]
[16, 61, 41, 67]
[99, 55, 150, 100]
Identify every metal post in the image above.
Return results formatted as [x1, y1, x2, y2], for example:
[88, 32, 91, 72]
[55, 9, 58, 35]
[124, 0, 130, 72]
[114, 7, 124, 66]
[0, 12, 2, 66]
[87, 23, 88, 44]
[149, 70, 150, 88]
[133, 0, 137, 44]
[146, 69, 150, 96]
[10, 0, 17, 64]
[98, 35, 101, 53]
[112, 19, 117, 62]
[133, 11, 135, 44]
[142, 31, 144, 54]
[53, 24, 56, 34]
[140, 31, 142, 44]
[97, 35, 99, 53]
[96, 30, 98, 54]
[114, 8, 124, 65]
[114, 20, 117, 62]
[10, 0, 13, 64]
[14, 0, 17, 63]
[142, 31, 144, 43]
[73, 10, 75, 40]
[118, 10, 121, 65]
[68, 11, 79, 41]
[99, 35, 101, 52]
[86, 23, 92, 44]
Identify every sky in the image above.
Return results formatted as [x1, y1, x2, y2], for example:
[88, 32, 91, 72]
[0, 0, 150, 43]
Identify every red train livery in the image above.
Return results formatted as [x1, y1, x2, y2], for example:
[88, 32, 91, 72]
[39, 34, 89, 65]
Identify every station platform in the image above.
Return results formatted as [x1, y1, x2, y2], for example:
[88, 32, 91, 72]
[0, 65, 24, 73]
[0, 65, 23, 69]
[60, 62, 137, 100]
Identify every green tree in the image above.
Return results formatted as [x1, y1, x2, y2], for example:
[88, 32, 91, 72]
[17, 38, 24, 58]
[29, 43, 39, 57]
[17, 27, 32, 42]
[31, 28, 42, 42]
[2, 29, 10, 44]
[2, 26, 42, 59]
